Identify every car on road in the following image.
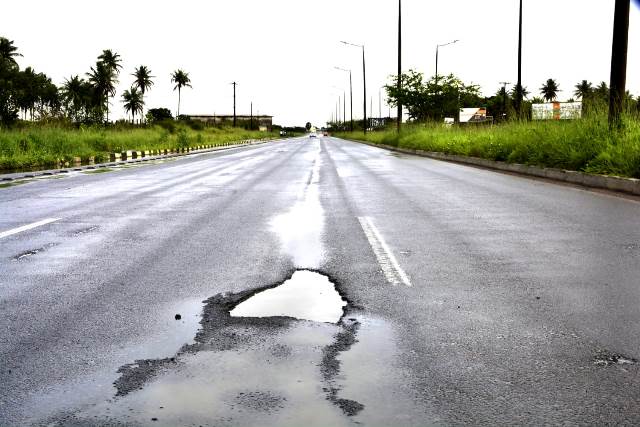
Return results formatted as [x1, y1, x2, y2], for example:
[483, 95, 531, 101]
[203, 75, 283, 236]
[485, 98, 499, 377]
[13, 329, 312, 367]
[309, 132, 317, 138]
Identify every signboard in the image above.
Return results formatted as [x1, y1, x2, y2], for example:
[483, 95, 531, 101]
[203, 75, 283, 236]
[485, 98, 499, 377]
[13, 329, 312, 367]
[459, 107, 487, 123]
[532, 102, 582, 120]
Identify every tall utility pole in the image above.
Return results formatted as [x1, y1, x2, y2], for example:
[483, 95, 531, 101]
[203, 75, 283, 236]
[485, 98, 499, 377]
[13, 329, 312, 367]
[343, 90, 346, 125]
[250, 101, 253, 130]
[515, 0, 523, 118]
[341, 41, 367, 134]
[609, 0, 630, 128]
[231, 81, 237, 127]
[363, 46, 367, 133]
[335, 67, 353, 131]
[499, 81, 510, 120]
[379, 88, 382, 120]
[397, 0, 402, 133]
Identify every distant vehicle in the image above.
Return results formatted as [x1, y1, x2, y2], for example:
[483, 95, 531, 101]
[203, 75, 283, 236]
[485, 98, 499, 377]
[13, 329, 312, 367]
[309, 132, 317, 138]
[323, 131, 328, 136]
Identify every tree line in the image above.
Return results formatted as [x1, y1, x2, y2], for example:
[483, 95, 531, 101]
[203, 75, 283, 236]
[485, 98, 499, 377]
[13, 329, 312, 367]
[0, 37, 192, 126]
[384, 71, 639, 123]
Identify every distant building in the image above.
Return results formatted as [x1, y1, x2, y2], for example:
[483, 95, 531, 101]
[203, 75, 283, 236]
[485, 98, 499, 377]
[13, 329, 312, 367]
[186, 114, 273, 129]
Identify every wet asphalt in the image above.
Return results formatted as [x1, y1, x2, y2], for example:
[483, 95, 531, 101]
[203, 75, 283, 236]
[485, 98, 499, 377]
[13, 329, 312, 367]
[1, 136, 640, 426]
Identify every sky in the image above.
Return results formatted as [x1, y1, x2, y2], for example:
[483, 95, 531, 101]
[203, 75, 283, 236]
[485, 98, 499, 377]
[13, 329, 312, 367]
[2, 0, 639, 126]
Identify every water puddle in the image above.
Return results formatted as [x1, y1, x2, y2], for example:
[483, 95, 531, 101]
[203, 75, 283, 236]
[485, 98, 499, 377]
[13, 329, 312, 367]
[0, 180, 29, 189]
[82, 168, 115, 174]
[231, 271, 347, 324]
[270, 141, 324, 268]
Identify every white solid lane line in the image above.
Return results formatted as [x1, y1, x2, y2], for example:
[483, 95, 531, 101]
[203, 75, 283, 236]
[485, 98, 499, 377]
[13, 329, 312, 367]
[0, 218, 61, 239]
[358, 216, 412, 287]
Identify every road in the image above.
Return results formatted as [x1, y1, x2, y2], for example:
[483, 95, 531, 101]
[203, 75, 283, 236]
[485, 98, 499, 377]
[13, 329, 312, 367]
[1, 136, 639, 426]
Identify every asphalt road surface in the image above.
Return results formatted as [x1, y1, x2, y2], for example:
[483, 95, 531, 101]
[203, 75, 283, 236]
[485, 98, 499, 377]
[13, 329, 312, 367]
[1, 136, 640, 426]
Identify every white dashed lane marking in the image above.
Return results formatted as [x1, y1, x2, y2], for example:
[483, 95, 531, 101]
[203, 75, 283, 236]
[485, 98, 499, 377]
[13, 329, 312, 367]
[0, 218, 61, 239]
[358, 216, 411, 287]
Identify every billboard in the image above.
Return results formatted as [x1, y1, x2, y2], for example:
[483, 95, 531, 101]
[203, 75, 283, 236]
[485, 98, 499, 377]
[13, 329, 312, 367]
[532, 102, 582, 120]
[459, 107, 488, 123]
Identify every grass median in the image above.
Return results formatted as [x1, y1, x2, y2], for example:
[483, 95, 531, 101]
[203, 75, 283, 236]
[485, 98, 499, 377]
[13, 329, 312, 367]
[0, 123, 277, 172]
[337, 114, 640, 179]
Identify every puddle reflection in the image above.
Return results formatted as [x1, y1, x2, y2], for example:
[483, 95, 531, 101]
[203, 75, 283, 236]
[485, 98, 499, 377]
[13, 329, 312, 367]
[231, 271, 347, 324]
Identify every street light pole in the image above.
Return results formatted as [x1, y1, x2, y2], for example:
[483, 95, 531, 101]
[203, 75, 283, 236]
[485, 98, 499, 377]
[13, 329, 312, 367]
[341, 41, 367, 134]
[397, 0, 402, 133]
[231, 81, 237, 127]
[515, 0, 523, 118]
[435, 39, 459, 84]
[609, 0, 630, 129]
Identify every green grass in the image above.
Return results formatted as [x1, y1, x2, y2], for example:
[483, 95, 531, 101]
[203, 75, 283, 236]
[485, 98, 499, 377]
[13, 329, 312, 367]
[0, 124, 277, 171]
[337, 114, 640, 179]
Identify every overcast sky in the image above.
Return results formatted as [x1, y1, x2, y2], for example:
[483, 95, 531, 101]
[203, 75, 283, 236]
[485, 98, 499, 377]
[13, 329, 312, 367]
[2, 0, 639, 126]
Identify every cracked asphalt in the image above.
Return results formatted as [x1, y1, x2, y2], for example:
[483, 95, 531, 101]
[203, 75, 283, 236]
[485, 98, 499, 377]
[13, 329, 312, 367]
[1, 136, 640, 425]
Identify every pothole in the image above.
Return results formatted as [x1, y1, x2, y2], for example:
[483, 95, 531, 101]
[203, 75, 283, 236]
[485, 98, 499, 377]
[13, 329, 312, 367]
[12, 243, 57, 260]
[230, 270, 347, 324]
[594, 351, 637, 367]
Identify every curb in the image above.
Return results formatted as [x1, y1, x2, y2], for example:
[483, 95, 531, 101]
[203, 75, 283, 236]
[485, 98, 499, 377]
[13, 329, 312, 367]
[0, 138, 277, 182]
[349, 139, 640, 197]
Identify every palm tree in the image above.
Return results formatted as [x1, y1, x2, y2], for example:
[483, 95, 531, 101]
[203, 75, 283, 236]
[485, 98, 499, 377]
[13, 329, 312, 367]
[97, 50, 122, 122]
[132, 65, 154, 122]
[0, 37, 22, 65]
[61, 75, 85, 122]
[87, 61, 116, 122]
[573, 80, 592, 100]
[121, 87, 144, 124]
[540, 79, 560, 102]
[171, 69, 192, 117]
[510, 85, 529, 100]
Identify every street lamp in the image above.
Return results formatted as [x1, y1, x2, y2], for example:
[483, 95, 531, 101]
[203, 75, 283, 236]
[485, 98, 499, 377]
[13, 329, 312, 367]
[341, 41, 367, 134]
[435, 39, 459, 84]
[335, 67, 353, 131]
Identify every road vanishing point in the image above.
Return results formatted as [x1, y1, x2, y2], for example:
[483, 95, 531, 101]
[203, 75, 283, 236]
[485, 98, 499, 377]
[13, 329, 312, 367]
[1, 136, 640, 426]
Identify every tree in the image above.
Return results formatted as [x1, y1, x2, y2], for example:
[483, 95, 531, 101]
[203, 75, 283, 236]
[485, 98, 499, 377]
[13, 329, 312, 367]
[385, 70, 481, 122]
[61, 75, 86, 122]
[146, 107, 173, 122]
[0, 39, 20, 125]
[121, 87, 144, 123]
[540, 78, 560, 102]
[305, 122, 312, 131]
[574, 80, 592, 100]
[87, 61, 116, 123]
[97, 49, 122, 122]
[0, 37, 22, 65]
[132, 65, 154, 122]
[170, 69, 191, 117]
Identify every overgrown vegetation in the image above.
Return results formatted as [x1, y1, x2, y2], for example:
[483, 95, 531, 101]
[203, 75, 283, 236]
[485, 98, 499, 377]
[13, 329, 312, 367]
[0, 123, 276, 171]
[337, 113, 640, 179]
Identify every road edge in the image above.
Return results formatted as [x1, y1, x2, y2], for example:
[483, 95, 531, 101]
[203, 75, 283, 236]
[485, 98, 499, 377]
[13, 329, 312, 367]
[0, 138, 284, 181]
[344, 138, 640, 197]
